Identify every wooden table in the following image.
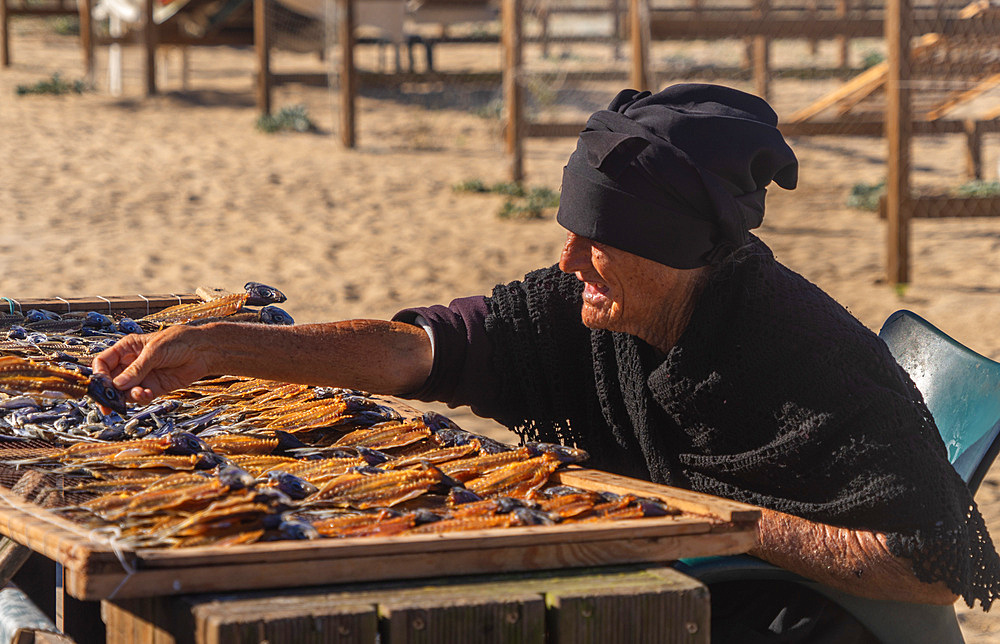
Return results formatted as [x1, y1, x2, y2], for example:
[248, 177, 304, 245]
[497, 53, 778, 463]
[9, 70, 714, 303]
[0, 468, 759, 643]
[102, 563, 711, 644]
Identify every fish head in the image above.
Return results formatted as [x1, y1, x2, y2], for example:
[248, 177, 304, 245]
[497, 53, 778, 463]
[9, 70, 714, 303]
[278, 518, 319, 540]
[266, 471, 318, 500]
[446, 487, 482, 505]
[411, 508, 443, 526]
[258, 306, 294, 325]
[217, 462, 256, 489]
[86, 374, 127, 415]
[354, 446, 390, 466]
[243, 282, 287, 306]
[422, 411, 460, 432]
[166, 431, 209, 456]
[116, 318, 143, 335]
[84, 312, 113, 329]
[25, 309, 59, 323]
[526, 442, 589, 464]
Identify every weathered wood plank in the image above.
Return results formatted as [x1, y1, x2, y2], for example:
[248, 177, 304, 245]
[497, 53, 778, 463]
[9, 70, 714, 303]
[106, 564, 708, 644]
[547, 569, 709, 643]
[72, 529, 756, 600]
[204, 603, 377, 644]
[878, 195, 1000, 219]
[380, 593, 545, 643]
[0, 294, 200, 318]
[553, 469, 760, 523]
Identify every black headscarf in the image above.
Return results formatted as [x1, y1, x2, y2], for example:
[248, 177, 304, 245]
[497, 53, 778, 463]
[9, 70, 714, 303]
[556, 84, 799, 268]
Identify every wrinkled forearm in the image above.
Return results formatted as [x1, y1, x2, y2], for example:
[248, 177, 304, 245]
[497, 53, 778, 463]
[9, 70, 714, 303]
[191, 319, 433, 395]
[749, 508, 958, 605]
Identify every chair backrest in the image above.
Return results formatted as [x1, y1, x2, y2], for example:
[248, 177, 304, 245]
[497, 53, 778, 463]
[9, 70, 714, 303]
[879, 309, 1000, 493]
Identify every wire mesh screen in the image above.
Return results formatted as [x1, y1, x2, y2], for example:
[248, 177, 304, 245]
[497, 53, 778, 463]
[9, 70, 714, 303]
[300, 0, 508, 149]
[517, 0, 628, 124]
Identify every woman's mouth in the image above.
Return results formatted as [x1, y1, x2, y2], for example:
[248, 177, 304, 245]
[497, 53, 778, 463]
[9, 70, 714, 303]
[582, 281, 610, 306]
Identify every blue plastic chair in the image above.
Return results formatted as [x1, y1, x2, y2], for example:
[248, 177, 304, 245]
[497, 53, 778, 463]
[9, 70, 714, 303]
[676, 309, 1000, 643]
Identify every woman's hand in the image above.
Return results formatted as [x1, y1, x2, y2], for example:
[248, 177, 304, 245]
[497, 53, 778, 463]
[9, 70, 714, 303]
[93, 325, 214, 405]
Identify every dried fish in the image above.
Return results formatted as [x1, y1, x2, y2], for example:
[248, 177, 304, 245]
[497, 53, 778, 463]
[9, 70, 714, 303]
[0, 356, 126, 413]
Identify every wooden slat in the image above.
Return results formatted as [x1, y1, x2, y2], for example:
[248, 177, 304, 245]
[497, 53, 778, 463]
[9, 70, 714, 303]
[648, 16, 884, 39]
[786, 62, 888, 122]
[553, 469, 760, 523]
[4, 6, 76, 14]
[786, 33, 940, 123]
[924, 73, 1000, 120]
[0, 294, 200, 317]
[878, 195, 1000, 218]
[208, 603, 378, 644]
[0, 490, 120, 577]
[72, 530, 756, 600]
[106, 564, 707, 643]
[380, 593, 545, 643]
[547, 569, 708, 643]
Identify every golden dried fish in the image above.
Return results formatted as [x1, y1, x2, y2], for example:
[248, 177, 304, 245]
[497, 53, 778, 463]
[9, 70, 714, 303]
[268, 457, 368, 484]
[20, 432, 207, 466]
[0, 356, 126, 413]
[140, 293, 248, 326]
[203, 434, 280, 455]
[535, 492, 603, 519]
[226, 454, 301, 476]
[407, 513, 517, 534]
[310, 466, 446, 509]
[465, 455, 561, 499]
[309, 510, 393, 537]
[384, 441, 480, 470]
[80, 453, 209, 471]
[333, 421, 431, 450]
[262, 399, 354, 432]
[438, 446, 538, 482]
[174, 528, 265, 548]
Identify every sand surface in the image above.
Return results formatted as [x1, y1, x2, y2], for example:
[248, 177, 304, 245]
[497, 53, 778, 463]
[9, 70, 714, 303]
[3, 21, 1000, 639]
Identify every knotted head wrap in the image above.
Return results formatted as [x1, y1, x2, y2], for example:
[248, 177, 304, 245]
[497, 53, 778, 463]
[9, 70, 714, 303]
[556, 84, 799, 268]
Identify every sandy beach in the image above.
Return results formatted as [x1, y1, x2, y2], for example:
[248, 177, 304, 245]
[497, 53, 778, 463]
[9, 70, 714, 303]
[3, 17, 1000, 638]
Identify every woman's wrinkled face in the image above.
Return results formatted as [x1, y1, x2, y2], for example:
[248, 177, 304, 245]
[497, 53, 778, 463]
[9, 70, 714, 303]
[558, 232, 707, 347]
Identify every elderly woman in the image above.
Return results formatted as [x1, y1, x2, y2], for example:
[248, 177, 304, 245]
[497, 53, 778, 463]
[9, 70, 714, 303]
[95, 85, 999, 639]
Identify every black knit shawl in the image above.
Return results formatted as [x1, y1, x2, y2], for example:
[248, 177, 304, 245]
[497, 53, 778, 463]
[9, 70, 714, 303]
[483, 244, 1000, 608]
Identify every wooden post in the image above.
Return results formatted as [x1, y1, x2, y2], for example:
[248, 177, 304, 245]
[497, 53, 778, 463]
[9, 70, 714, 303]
[886, 0, 912, 284]
[0, 539, 32, 587]
[80, 0, 95, 86]
[611, 0, 622, 59]
[836, 0, 850, 69]
[965, 119, 983, 180]
[255, 0, 271, 115]
[629, 0, 650, 91]
[143, 0, 157, 95]
[538, 0, 549, 59]
[1, 0, 9, 67]
[807, 0, 818, 56]
[752, 0, 769, 100]
[503, 0, 523, 182]
[338, 0, 356, 148]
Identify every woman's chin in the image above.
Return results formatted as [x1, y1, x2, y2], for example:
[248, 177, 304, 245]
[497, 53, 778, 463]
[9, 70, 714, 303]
[580, 305, 614, 330]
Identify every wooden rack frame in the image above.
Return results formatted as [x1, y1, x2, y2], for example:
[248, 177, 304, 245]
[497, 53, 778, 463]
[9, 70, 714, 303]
[0, 0, 79, 67]
[0, 465, 758, 601]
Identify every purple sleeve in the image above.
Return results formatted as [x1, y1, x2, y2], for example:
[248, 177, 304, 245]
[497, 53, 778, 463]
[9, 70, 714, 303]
[391, 296, 502, 413]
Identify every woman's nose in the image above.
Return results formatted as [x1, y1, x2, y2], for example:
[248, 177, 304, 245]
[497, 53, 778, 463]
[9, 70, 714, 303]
[559, 232, 591, 273]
